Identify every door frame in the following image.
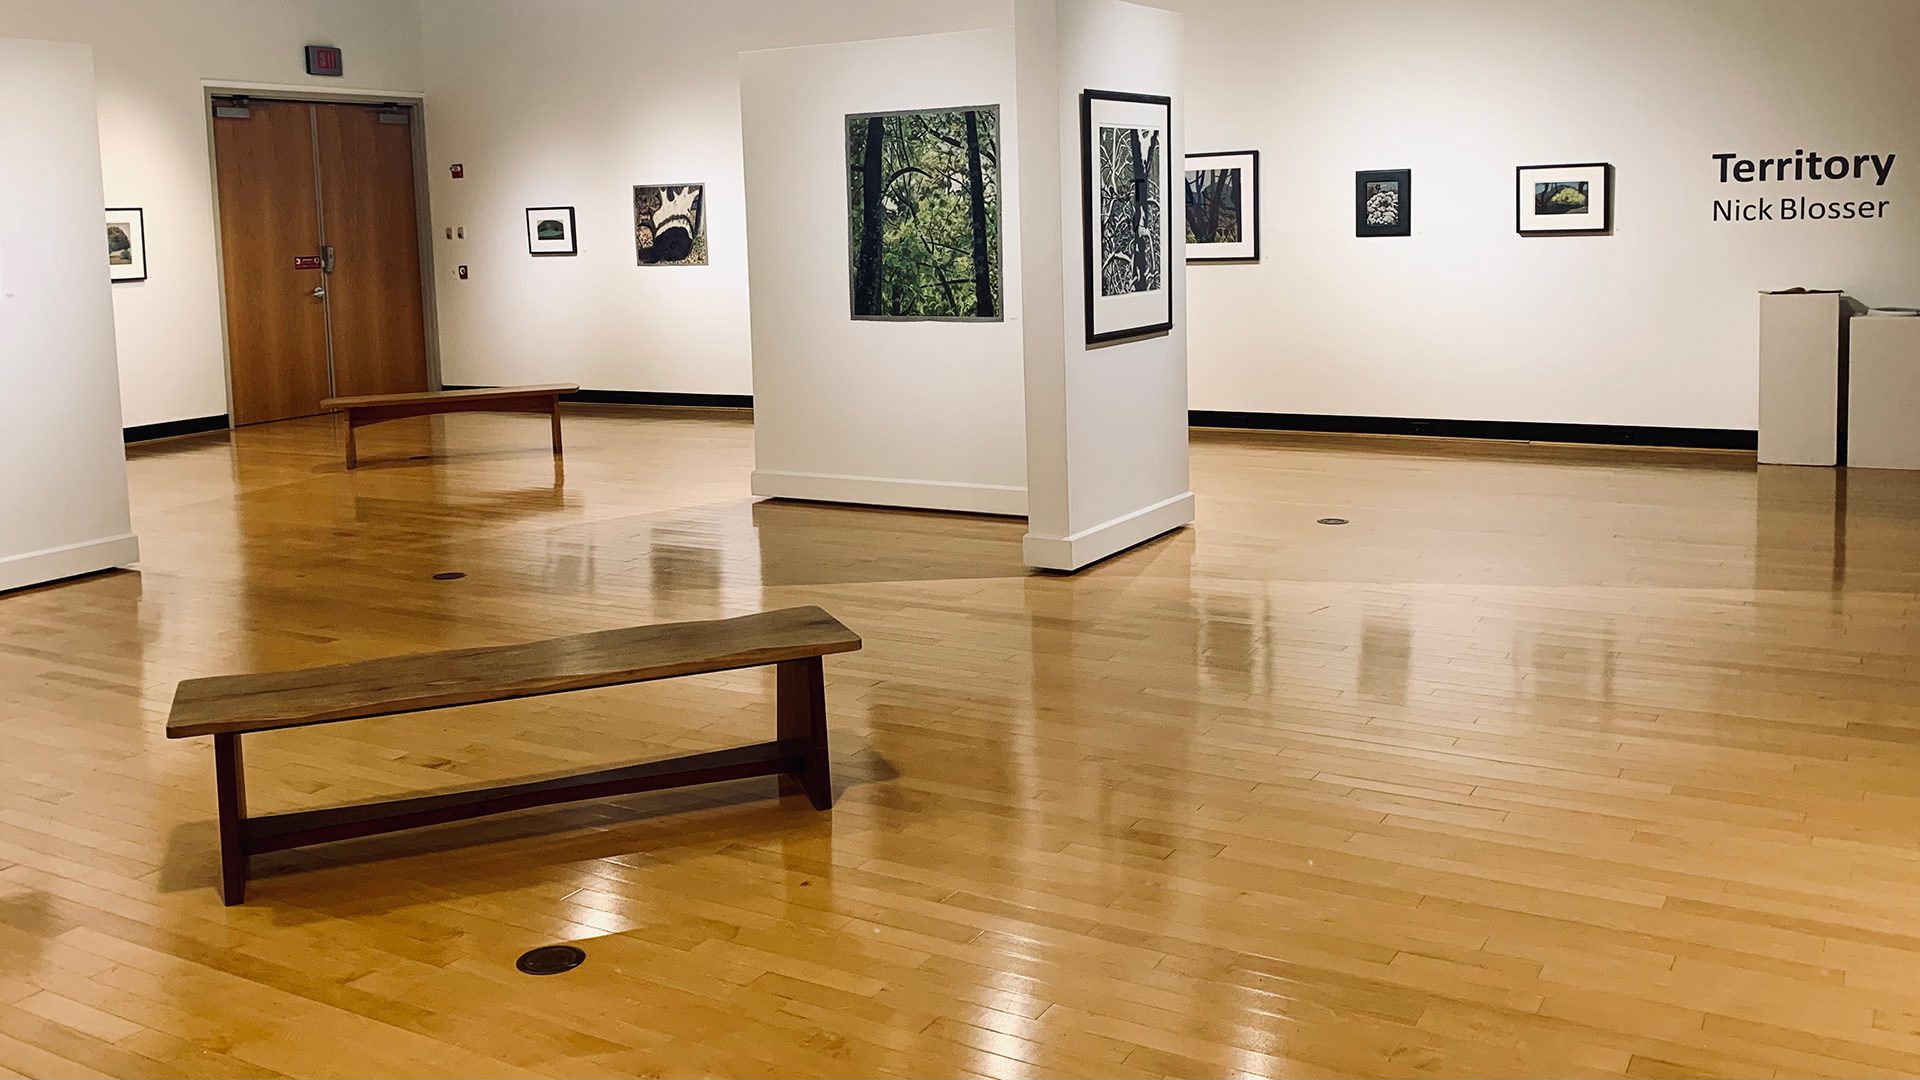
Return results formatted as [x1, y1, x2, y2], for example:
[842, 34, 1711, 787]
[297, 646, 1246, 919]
[202, 82, 443, 427]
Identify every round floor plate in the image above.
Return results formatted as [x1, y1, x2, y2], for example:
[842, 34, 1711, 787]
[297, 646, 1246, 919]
[432, 571, 466, 581]
[1317, 518, 1349, 526]
[515, 944, 586, 975]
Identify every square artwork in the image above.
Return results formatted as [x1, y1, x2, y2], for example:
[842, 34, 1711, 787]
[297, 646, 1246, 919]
[1354, 169, 1412, 237]
[1080, 89, 1174, 344]
[526, 206, 577, 255]
[105, 207, 147, 282]
[1185, 150, 1259, 262]
[845, 105, 1002, 320]
[1516, 163, 1614, 235]
[635, 184, 707, 265]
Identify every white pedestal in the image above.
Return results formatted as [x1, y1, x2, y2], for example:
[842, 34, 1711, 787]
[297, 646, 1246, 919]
[1848, 316, 1920, 470]
[1758, 291, 1846, 466]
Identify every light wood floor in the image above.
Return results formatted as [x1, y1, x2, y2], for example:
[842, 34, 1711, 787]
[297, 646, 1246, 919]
[4, 407, 1920, 1078]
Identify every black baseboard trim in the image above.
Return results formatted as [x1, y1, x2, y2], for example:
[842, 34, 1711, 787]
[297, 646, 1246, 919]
[443, 385, 752, 410]
[1189, 410, 1757, 451]
[125, 414, 229, 443]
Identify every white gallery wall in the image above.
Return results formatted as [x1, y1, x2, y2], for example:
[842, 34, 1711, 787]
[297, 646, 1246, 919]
[417, 0, 1016, 399]
[0, 38, 138, 590]
[739, 30, 1028, 515]
[0, 0, 426, 429]
[1018, 0, 1194, 570]
[1168, 0, 1920, 431]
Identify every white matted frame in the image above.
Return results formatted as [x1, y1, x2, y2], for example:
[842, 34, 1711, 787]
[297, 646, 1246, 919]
[526, 206, 577, 255]
[1184, 150, 1258, 262]
[105, 207, 147, 282]
[1080, 89, 1174, 345]
[1517, 162, 1613, 236]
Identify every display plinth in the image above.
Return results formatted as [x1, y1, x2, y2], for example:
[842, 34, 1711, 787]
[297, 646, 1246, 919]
[1847, 316, 1920, 471]
[1757, 291, 1848, 466]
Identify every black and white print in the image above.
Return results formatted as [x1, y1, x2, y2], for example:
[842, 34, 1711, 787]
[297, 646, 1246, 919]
[1354, 169, 1412, 237]
[1516, 163, 1614, 236]
[1080, 89, 1174, 344]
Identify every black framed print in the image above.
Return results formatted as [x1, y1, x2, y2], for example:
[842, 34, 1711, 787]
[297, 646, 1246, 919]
[525, 206, 577, 255]
[1517, 162, 1613, 236]
[105, 207, 147, 282]
[1081, 89, 1174, 345]
[1184, 150, 1259, 262]
[1355, 169, 1411, 237]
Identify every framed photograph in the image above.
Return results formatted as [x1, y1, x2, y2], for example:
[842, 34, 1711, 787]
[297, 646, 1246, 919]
[635, 184, 707, 266]
[105, 207, 147, 282]
[1082, 89, 1174, 344]
[525, 206, 577, 255]
[1517, 162, 1613, 236]
[1355, 170, 1411, 237]
[1184, 151, 1259, 262]
[846, 105, 1002, 320]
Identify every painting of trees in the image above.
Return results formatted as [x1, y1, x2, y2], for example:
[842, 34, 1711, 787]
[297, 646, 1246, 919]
[1184, 168, 1242, 244]
[1097, 126, 1164, 297]
[846, 106, 1002, 320]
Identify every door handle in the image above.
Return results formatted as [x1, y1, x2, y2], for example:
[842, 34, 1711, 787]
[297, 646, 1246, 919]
[310, 285, 326, 299]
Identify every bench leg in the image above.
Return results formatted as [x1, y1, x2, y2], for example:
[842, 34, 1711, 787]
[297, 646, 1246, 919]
[214, 733, 250, 905]
[344, 416, 358, 470]
[550, 400, 564, 458]
[776, 658, 832, 810]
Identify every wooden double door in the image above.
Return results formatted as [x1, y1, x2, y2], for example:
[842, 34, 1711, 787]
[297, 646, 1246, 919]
[212, 98, 430, 426]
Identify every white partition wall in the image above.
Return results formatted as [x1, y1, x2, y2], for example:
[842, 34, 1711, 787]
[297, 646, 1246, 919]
[1016, 0, 1194, 571]
[740, 29, 1028, 516]
[0, 38, 139, 591]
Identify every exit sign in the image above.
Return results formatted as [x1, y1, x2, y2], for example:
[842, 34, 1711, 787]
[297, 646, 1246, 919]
[305, 45, 343, 77]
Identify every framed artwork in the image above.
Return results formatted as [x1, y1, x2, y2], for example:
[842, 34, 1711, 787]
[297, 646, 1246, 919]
[525, 206, 576, 255]
[1184, 150, 1259, 262]
[1516, 162, 1613, 236]
[105, 207, 147, 282]
[1355, 169, 1412, 237]
[1081, 89, 1174, 344]
[846, 105, 1002, 320]
[635, 184, 707, 265]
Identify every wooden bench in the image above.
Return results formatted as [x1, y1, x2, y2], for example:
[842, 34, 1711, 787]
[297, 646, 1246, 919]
[165, 607, 861, 904]
[320, 383, 579, 469]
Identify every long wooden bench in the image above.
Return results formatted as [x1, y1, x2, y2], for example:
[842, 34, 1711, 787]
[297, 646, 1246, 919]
[165, 607, 862, 904]
[320, 383, 579, 469]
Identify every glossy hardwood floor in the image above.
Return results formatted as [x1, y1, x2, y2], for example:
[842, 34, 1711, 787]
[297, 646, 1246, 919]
[4, 407, 1920, 1078]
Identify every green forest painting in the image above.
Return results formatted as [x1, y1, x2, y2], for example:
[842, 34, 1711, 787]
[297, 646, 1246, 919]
[846, 106, 1001, 320]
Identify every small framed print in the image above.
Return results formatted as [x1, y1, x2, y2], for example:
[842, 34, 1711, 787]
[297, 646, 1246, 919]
[105, 207, 147, 282]
[1355, 169, 1411, 237]
[526, 206, 577, 255]
[1184, 150, 1259, 262]
[1517, 162, 1613, 236]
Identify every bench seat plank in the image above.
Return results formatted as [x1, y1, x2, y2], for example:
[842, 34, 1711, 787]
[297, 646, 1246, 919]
[320, 384, 578, 410]
[166, 606, 861, 739]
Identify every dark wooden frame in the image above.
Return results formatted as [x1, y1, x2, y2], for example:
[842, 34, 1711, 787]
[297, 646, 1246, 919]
[1080, 88, 1175, 345]
[525, 205, 577, 255]
[106, 206, 148, 282]
[321, 383, 576, 469]
[1516, 162, 1614, 237]
[1183, 150, 1260, 263]
[205, 657, 832, 905]
[1355, 169, 1412, 238]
